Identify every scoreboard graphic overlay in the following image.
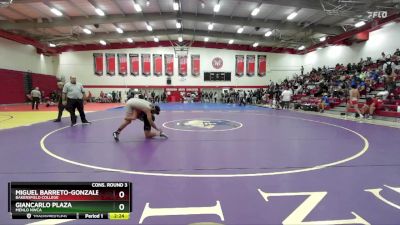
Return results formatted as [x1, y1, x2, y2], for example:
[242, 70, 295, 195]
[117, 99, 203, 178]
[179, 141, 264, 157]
[9, 182, 132, 220]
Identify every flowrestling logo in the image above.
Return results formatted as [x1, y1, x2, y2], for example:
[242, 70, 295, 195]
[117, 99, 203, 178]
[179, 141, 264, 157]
[367, 11, 388, 19]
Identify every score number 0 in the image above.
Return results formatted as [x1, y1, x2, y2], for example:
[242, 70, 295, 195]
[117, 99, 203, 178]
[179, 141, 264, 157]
[118, 191, 125, 211]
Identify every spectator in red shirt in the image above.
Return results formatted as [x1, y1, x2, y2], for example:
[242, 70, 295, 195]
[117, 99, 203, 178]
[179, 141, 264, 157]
[360, 96, 383, 119]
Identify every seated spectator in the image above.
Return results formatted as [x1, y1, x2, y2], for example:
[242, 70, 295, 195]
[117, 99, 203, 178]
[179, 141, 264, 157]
[369, 69, 379, 82]
[359, 80, 367, 97]
[361, 96, 383, 119]
[87, 91, 92, 102]
[363, 57, 371, 66]
[394, 48, 400, 57]
[377, 90, 389, 100]
[379, 52, 388, 63]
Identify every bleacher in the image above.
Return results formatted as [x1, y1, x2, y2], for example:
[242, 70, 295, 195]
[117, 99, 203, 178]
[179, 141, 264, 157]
[277, 52, 400, 118]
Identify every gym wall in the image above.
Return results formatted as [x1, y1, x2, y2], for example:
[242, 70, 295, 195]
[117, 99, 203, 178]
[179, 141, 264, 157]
[304, 23, 400, 71]
[0, 37, 58, 104]
[55, 47, 304, 90]
[0, 37, 56, 75]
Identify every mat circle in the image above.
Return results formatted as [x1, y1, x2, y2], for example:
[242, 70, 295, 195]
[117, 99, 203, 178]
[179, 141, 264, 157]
[163, 118, 243, 132]
[40, 113, 369, 178]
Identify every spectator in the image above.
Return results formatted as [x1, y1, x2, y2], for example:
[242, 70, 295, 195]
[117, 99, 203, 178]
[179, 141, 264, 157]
[280, 86, 292, 109]
[112, 91, 116, 103]
[379, 52, 387, 63]
[361, 96, 382, 119]
[319, 93, 330, 113]
[239, 90, 245, 106]
[151, 91, 155, 103]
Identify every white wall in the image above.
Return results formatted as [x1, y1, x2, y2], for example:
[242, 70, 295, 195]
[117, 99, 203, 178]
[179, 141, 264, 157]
[2, 22, 399, 89]
[0, 37, 56, 75]
[303, 22, 400, 71]
[56, 47, 303, 89]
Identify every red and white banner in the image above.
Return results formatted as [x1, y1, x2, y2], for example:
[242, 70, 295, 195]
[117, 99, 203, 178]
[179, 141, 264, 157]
[235, 55, 244, 77]
[93, 53, 103, 76]
[178, 55, 187, 76]
[106, 53, 116, 76]
[246, 55, 255, 76]
[118, 53, 127, 76]
[153, 54, 162, 76]
[164, 54, 174, 76]
[142, 54, 151, 76]
[257, 55, 267, 76]
[191, 55, 200, 76]
[129, 54, 139, 76]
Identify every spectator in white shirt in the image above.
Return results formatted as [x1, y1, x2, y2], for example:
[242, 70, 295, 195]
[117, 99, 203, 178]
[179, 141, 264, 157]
[281, 86, 293, 109]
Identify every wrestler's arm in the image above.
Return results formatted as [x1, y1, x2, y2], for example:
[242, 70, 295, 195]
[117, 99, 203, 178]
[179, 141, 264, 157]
[145, 110, 160, 131]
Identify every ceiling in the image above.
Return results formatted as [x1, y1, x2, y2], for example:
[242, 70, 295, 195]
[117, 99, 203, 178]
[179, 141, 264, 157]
[0, 0, 399, 51]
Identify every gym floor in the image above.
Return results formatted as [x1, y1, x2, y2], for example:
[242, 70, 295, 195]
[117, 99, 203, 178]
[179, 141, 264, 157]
[0, 103, 399, 225]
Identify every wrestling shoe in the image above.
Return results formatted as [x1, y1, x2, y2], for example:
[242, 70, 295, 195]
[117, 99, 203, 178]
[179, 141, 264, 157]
[113, 131, 120, 142]
[160, 131, 168, 139]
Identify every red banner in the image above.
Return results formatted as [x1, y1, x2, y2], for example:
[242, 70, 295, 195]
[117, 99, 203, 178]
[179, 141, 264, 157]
[164, 54, 174, 76]
[153, 54, 162, 76]
[142, 54, 151, 76]
[246, 55, 255, 76]
[191, 55, 200, 76]
[257, 55, 267, 76]
[93, 53, 103, 76]
[129, 54, 139, 76]
[118, 53, 127, 76]
[178, 55, 187, 76]
[235, 55, 244, 77]
[106, 53, 116, 76]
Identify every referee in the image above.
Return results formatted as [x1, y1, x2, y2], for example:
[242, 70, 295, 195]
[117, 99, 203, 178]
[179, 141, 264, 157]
[62, 76, 90, 126]
[30, 87, 41, 110]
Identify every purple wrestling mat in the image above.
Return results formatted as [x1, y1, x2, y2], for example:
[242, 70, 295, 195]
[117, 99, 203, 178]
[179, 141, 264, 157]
[0, 103, 399, 225]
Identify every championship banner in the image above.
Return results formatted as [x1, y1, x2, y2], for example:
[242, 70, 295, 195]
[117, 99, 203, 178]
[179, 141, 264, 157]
[118, 53, 127, 76]
[129, 54, 139, 76]
[141, 54, 151, 76]
[257, 55, 267, 77]
[191, 55, 200, 76]
[164, 54, 174, 76]
[235, 55, 244, 77]
[153, 54, 162, 76]
[178, 55, 187, 76]
[93, 53, 103, 76]
[105, 53, 116, 76]
[246, 55, 255, 76]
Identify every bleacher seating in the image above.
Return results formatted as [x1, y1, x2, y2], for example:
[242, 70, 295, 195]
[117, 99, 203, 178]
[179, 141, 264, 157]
[272, 51, 400, 118]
